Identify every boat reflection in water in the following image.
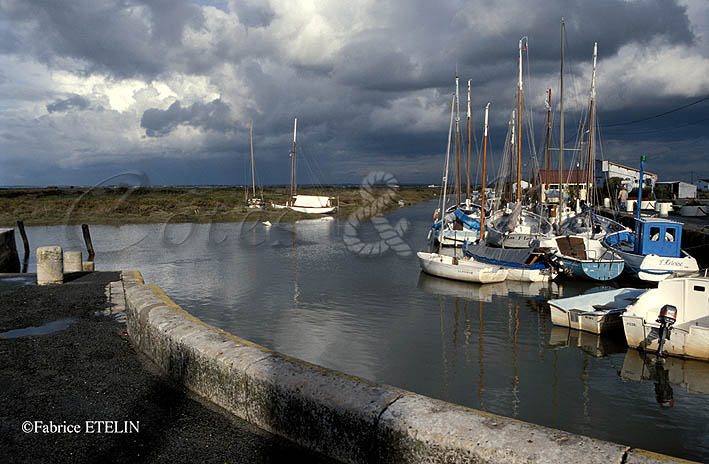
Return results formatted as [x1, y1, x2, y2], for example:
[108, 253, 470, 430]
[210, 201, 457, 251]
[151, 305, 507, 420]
[621, 350, 709, 407]
[416, 271, 560, 301]
[548, 326, 626, 358]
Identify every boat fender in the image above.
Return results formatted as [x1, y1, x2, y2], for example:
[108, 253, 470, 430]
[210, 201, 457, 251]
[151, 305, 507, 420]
[433, 208, 440, 221]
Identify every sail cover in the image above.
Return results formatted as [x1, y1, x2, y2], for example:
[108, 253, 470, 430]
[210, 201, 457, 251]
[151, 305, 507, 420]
[453, 209, 480, 230]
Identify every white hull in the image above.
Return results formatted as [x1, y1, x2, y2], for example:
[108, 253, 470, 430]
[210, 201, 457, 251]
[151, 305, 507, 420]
[506, 267, 555, 282]
[417, 252, 507, 284]
[614, 248, 698, 282]
[271, 203, 336, 214]
[622, 275, 709, 360]
[290, 205, 336, 214]
[549, 288, 646, 334]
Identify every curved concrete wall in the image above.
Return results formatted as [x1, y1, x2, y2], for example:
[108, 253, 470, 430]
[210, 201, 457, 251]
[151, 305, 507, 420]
[122, 271, 691, 464]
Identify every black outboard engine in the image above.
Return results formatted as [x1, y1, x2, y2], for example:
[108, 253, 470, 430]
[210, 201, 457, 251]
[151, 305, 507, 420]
[656, 304, 677, 357]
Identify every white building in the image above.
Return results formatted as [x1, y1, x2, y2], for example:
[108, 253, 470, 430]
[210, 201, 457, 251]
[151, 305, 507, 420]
[656, 181, 697, 199]
[595, 160, 657, 188]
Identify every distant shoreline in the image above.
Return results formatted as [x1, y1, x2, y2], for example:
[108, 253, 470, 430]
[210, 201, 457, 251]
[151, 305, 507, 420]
[0, 186, 437, 227]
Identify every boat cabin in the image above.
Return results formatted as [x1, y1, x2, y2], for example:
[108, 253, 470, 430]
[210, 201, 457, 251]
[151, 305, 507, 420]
[633, 217, 683, 257]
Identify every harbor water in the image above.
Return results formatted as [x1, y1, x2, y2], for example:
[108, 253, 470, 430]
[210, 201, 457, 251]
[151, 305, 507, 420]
[18, 201, 709, 461]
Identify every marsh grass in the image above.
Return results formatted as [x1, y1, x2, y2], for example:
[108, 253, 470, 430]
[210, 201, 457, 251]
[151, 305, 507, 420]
[0, 186, 437, 226]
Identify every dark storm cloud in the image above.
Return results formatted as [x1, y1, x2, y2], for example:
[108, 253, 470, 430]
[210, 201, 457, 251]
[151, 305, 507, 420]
[140, 99, 232, 137]
[46, 95, 90, 113]
[1, 0, 203, 79]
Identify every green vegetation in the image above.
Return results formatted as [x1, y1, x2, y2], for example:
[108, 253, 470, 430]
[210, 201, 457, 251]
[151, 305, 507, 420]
[0, 186, 438, 226]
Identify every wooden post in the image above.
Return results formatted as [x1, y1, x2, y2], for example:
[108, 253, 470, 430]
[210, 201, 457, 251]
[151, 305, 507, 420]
[81, 224, 95, 262]
[17, 220, 30, 273]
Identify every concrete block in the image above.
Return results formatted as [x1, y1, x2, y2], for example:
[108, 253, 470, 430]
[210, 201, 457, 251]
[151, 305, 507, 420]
[37, 246, 63, 285]
[63, 250, 82, 273]
[82, 261, 95, 272]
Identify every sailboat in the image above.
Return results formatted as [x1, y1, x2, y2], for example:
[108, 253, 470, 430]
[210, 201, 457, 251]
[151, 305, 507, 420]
[485, 38, 554, 249]
[273, 118, 336, 214]
[538, 37, 625, 281]
[418, 100, 508, 284]
[246, 120, 265, 209]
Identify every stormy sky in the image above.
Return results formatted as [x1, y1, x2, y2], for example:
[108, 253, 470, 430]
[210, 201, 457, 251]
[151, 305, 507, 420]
[1, 0, 707, 187]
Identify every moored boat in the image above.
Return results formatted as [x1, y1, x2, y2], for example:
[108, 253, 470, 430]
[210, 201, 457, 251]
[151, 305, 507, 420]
[549, 287, 646, 334]
[622, 273, 709, 360]
[417, 252, 508, 284]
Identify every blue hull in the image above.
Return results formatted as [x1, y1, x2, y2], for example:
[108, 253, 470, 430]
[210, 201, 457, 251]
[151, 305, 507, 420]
[560, 257, 624, 281]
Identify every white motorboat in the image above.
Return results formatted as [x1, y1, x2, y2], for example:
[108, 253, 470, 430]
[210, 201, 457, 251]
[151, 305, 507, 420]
[548, 287, 646, 334]
[622, 273, 709, 360]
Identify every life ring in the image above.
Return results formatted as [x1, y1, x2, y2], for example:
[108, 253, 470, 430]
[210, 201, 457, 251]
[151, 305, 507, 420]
[651, 232, 675, 242]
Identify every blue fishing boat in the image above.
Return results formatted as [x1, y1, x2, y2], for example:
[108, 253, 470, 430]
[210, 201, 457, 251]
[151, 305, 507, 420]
[538, 235, 625, 281]
[602, 156, 699, 282]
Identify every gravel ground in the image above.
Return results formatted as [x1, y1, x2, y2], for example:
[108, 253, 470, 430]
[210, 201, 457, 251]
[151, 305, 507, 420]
[0, 272, 335, 463]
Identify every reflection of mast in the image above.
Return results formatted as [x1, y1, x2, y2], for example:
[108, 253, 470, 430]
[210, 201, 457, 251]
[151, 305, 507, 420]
[582, 355, 590, 420]
[512, 303, 520, 417]
[291, 222, 299, 307]
[439, 296, 449, 397]
[478, 301, 485, 410]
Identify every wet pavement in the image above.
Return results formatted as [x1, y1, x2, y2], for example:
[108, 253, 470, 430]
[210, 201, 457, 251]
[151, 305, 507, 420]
[0, 272, 335, 463]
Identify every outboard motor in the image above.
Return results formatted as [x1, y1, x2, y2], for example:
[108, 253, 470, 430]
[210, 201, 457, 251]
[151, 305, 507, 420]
[656, 304, 677, 357]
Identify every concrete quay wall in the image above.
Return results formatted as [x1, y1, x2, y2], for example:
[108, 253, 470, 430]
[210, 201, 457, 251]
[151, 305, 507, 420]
[122, 271, 691, 464]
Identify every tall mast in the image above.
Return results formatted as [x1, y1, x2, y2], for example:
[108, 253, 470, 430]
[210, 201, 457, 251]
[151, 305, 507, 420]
[250, 120, 256, 197]
[584, 42, 598, 205]
[510, 110, 515, 203]
[558, 19, 566, 221]
[466, 79, 472, 203]
[545, 89, 552, 199]
[439, 94, 456, 254]
[455, 74, 462, 207]
[517, 37, 527, 203]
[291, 117, 297, 199]
[480, 103, 490, 239]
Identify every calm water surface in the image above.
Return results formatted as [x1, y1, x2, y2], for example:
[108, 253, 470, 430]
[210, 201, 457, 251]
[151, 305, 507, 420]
[22, 201, 709, 461]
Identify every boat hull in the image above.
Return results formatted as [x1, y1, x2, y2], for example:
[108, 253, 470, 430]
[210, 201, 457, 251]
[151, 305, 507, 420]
[289, 206, 336, 214]
[557, 256, 624, 281]
[417, 252, 508, 284]
[622, 275, 709, 360]
[615, 249, 698, 282]
[549, 288, 646, 334]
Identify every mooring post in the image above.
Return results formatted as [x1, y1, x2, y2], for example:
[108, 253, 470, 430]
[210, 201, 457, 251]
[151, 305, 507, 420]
[16, 220, 30, 273]
[81, 224, 95, 261]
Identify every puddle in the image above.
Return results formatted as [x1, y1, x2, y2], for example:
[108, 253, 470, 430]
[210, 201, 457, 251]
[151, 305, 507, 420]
[0, 276, 35, 289]
[0, 318, 77, 339]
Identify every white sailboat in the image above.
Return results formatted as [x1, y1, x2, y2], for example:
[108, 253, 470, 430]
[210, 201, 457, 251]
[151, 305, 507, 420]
[273, 118, 336, 214]
[418, 99, 508, 284]
[485, 38, 554, 249]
